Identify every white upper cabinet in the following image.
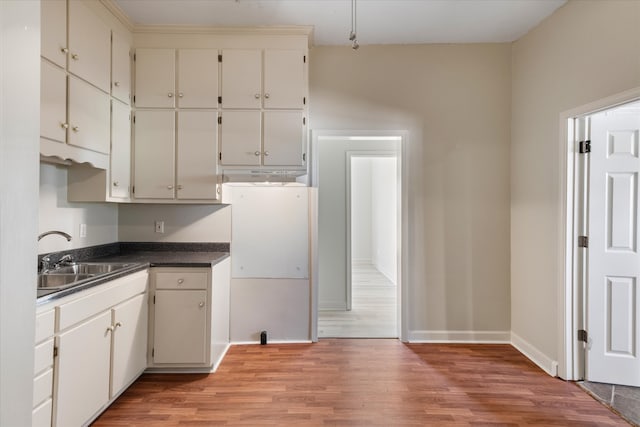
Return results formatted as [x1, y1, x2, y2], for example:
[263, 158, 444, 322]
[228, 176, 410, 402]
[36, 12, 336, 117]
[135, 48, 219, 109]
[219, 111, 262, 166]
[110, 100, 131, 199]
[264, 50, 306, 109]
[177, 49, 219, 108]
[41, 0, 67, 68]
[263, 111, 305, 166]
[134, 49, 175, 108]
[68, 0, 111, 93]
[133, 110, 176, 199]
[111, 34, 131, 105]
[221, 49, 262, 109]
[68, 77, 111, 154]
[177, 111, 219, 199]
[40, 61, 67, 144]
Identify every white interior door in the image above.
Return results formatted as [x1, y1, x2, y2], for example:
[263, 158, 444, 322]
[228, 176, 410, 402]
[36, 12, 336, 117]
[587, 103, 640, 386]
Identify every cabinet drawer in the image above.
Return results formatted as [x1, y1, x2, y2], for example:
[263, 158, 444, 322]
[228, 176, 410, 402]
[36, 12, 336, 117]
[32, 398, 52, 427]
[34, 338, 54, 375]
[33, 369, 53, 408]
[35, 310, 54, 344]
[155, 271, 208, 290]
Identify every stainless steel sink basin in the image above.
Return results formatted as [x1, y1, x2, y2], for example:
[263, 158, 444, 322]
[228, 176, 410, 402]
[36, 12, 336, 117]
[37, 273, 95, 289]
[50, 262, 134, 276]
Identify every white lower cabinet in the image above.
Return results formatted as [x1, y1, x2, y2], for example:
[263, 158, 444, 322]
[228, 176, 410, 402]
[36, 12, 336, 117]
[33, 310, 55, 427]
[51, 270, 148, 426]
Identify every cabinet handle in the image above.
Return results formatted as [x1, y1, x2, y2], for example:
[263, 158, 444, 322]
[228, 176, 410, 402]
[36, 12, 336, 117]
[114, 81, 120, 87]
[264, 93, 270, 99]
[113, 181, 119, 187]
[254, 151, 261, 156]
[60, 47, 68, 54]
[71, 53, 79, 60]
[106, 326, 114, 333]
[60, 123, 69, 129]
[167, 92, 174, 98]
[264, 151, 270, 156]
[115, 322, 123, 329]
[199, 301, 205, 308]
[178, 92, 184, 98]
[177, 278, 184, 285]
[177, 185, 183, 190]
[72, 126, 79, 132]
[254, 93, 261, 99]
[167, 185, 173, 190]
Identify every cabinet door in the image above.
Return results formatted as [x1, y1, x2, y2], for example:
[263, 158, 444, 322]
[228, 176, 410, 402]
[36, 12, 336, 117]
[178, 49, 219, 108]
[110, 100, 131, 199]
[219, 111, 261, 166]
[41, 0, 67, 67]
[264, 50, 305, 109]
[263, 111, 305, 166]
[153, 290, 208, 364]
[135, 49, 175, 108]
[40, 61, 67, 144]
[133, 110, 175, 199]
[177, 111, 219, 200]
[111, 293, 148, 397]
[68, 0, 111, 92]
[68, 76, 110, 154]
[221, 49, 262, 109]
[111, 33, 131, 105]
[55, 310, 111, 427]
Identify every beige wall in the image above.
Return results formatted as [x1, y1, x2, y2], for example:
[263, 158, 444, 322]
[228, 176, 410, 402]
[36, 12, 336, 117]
[511, 0, 640, 372]
[310, 44, 512, 339]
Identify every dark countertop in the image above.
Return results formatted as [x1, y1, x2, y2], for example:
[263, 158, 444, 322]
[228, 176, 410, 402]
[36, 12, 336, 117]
[36, 242, 230, 306]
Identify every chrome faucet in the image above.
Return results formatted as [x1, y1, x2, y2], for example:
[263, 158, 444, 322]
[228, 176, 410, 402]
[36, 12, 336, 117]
[38, 230, 72, 242]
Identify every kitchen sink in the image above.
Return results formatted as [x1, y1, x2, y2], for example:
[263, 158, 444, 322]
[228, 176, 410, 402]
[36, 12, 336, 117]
[50, 262, 134, 276]
[37, 273, 95, 289]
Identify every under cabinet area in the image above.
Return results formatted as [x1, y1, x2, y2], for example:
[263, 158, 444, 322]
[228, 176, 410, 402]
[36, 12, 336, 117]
[148, 258, 230, 370]
[52, 270, 148, 427]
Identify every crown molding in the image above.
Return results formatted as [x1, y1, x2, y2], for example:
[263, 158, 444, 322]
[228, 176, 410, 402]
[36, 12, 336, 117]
[100, 0, 135, 32]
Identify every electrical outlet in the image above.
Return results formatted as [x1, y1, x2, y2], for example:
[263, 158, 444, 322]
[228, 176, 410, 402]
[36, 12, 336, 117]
[154, 220, 164, 233]
[79, 223, 87, 238]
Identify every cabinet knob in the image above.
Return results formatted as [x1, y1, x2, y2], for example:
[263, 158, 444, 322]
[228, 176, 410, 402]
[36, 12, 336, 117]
[72, 126, 79, 132]
[60, 123, 69, 129]
[177, 185, 183, 190]
[254, 151, 261, 156]
[167, 185, 174, 190]
[264, 93, 270, 99]
[115, 322, 123, 329]
[71, 53, 79, 60]
[106, 326, 114, 333]
[113, 181, 119, 187]
[254, 93, 261, 99]
[60, 47, 68, 54]
[199, 301, 205, 308]
[264, 151, 270, 156]
[177, 278, 184, 284]
[168, 92, 174, 98]
[178, 92, 184, 98]
[114, 81, 120, 87]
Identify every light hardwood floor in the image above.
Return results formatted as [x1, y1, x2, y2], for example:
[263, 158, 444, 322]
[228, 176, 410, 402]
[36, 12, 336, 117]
[318, 263, 397, 338]
[93, 340, 628, 426]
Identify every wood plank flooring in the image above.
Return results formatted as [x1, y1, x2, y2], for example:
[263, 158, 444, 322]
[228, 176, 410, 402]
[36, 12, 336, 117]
[92, 340, 628, 426]
[318, 263, 397, 338]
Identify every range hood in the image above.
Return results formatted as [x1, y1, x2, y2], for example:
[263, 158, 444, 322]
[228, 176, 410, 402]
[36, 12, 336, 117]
[222, 169, 307, 184]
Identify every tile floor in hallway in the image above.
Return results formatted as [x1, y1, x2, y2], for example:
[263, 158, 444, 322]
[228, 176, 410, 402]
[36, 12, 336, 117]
[579, 381, 640, 426]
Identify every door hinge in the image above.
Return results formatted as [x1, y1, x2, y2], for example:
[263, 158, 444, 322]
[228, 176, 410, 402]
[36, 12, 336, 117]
[579, 140, 591, 154]
[303, 55, 306, 63]
[153, 295, 155, 304]
[219, 152, 222, 161]
[218, 116, 222, 125]
[218, 96, 222, 104]
[218, 54, 222, 62]
[53, 346, 58, 358]
[152, 348, 154, 357]
[132, 186, 135, 194]
[303, 117, 306, 125]
[303, 97, 306, 105]
[133, 53, 136, 61]
[303, 153, 306, 162]
[578, 329, 588, 343]
[133, 114, 136, 123]
[133, 95, 136, 104]
[578, 236, 589, 248]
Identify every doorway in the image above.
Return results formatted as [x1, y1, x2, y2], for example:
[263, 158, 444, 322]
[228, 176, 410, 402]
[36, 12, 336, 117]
[562, 92, 640, 387]
[310, 131, 406, 341]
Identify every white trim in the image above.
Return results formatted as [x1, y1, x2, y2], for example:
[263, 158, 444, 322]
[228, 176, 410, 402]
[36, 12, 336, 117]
[558, 86, 640, 381]
[512, 332, 559, 377]
[408, 330, 511, 343]
[231, 340, 313, 345]
[211, 343, 231, 372]
[318, 300, 348, 311]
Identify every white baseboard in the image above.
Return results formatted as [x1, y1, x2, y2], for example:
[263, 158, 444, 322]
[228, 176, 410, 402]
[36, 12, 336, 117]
[231, 340, 313, 345]
[408, 330, 511, 343]
[511, 331, 558, 377]
[211, 343, 231, 372]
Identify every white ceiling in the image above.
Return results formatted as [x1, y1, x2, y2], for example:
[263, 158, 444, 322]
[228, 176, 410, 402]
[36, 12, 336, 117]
[114, 0, 567, 45]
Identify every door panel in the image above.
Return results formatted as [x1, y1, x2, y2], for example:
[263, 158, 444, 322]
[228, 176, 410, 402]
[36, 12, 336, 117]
[40, 61, 67, 144]
[134, 49, 175, 108]
[264, 50, 305, 109]
[133, 110, 175, 199]
[177, 111, 218, 200]
[220, 111, 261, 166]
[110, 100, 131, 199]
[587, 105, 640, 386]
[178, 49, 218, 108]
[221, 49, 262, 109]
[68, 76, 110, 154]
[263, 110, 304, 166]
